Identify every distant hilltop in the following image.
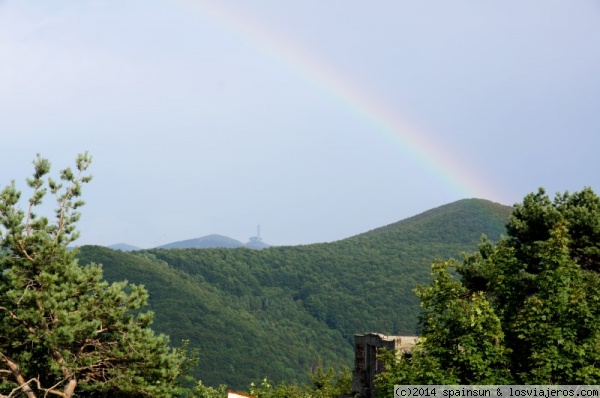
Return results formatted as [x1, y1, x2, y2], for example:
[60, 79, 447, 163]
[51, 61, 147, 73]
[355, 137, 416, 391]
[108, 243, 142, 251]
[108, 233, 270, 251]
[156, 234, 270, 250]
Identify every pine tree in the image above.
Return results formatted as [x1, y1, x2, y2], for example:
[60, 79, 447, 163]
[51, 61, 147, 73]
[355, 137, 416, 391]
[0, 153, 190, 397]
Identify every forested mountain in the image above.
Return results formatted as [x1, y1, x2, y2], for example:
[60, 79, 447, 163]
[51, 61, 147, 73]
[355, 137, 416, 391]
[76, 198, 512, 390]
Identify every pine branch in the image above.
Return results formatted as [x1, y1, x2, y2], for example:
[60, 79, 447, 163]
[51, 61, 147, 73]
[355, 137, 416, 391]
[0, 354, 37, 398]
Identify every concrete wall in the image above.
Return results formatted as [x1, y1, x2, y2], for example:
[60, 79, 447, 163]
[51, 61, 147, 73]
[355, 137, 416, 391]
[352, 333, 418, 398]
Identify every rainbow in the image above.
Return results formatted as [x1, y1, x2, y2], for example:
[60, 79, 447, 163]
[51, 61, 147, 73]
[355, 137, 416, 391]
[178, 0, 503, 202]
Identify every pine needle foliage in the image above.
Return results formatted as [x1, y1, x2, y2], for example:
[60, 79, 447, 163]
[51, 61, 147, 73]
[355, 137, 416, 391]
[0, 153, 190, 398]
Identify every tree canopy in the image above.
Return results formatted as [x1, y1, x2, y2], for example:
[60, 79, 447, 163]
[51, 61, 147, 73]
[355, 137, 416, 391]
[0, 154, 190, 398]
[377, 187, 600, 395]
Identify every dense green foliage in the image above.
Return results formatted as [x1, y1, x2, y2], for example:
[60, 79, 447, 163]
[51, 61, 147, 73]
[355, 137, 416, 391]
[377, 188, 600, 395]
[246, 363, 352, 398]
[77, 246, 353, 391]
[188, 363, 350, 398]
[0, 155, 190, 398]
[77, 198, 512, 389]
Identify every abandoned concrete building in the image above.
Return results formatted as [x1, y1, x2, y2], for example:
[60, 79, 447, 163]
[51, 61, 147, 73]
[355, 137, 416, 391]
[351, 333, 418, 398]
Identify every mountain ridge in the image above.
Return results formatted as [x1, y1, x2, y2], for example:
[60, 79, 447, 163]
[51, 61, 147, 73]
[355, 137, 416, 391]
[76, 198, 513, 389]
[107, 243, 142, 251]
[156, 234, 245, 249]
[109, 233, 271, 251]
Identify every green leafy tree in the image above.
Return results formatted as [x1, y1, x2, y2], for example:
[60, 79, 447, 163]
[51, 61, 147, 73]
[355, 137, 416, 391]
[459, 188, 600, 383]
[414, 260, 512, 384]
[377, 187, 600, 390]
[248, 378, 306, 398]
[188, 381, 227, 398]
[376, 260, 512, 396]
[246, 363, 351, 398]
[0, 154, 190, 397]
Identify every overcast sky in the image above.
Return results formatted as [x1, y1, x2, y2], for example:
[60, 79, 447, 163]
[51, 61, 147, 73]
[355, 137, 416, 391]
[1, 1, 599, 248]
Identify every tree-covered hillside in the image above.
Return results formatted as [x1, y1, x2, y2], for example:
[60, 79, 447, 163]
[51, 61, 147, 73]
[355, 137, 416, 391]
[76, 198, 512, 390]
